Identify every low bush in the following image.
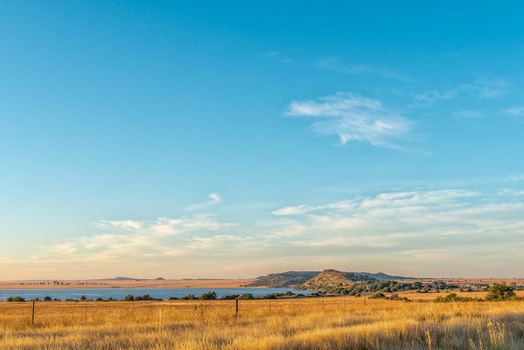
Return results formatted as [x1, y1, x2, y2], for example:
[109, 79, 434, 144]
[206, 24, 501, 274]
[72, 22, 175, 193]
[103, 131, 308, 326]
[221, 294, 240, 300]
[238, 293, 254, 300]
[487, 284, 516, 301]
[434, 293, 475, 303]
[123, 295, 135, 301]
[200, 291, 217, 300]
[181, 294, 197, 300]
[6, 296, 25, 302]
[369, 292, 385, 299]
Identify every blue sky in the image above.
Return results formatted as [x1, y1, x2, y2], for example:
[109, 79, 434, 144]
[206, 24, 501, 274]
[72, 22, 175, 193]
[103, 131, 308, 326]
[1, 1, 524, 279]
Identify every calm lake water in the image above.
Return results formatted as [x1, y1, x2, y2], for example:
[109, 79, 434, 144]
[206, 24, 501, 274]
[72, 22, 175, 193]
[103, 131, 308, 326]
[0, 287, 309, 301]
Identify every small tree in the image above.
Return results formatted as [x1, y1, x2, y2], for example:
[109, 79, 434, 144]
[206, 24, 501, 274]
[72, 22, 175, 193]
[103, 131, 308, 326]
[123, 295, 135, 301]
[220, 294, 240, 300]
[200, 291, 217, 300]
[80, 295, 87, 301]
[487, 284, 516, 301]
[369, 292, 385, 299]
[181, 294, 197, 300]
[238, 293, 254, 300]
[7, 296, 25, 302]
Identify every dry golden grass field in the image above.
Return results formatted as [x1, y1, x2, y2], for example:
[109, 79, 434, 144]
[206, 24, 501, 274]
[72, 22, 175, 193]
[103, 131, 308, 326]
[1, 295, 524, 349]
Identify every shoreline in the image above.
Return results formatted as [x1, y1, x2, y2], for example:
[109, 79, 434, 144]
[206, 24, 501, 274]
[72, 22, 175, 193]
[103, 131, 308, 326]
[0, 279, 254, 290]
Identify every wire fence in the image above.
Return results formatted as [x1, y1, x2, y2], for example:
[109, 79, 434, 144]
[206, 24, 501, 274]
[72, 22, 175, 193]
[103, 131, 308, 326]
[0, 297, 367, 328]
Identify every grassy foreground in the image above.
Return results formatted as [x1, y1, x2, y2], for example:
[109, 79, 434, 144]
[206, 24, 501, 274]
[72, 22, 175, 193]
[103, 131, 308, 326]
[1, 296, 524, 349]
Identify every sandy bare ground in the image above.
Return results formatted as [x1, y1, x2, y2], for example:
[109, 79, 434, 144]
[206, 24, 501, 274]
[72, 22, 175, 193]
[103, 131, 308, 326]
[0, 279, 254, 290]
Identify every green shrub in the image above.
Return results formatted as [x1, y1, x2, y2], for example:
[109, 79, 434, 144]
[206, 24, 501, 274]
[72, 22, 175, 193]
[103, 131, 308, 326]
[7, 296, 26, 302]
[221, 294, 240, 300]
[238, 293, 254, 300]
[487, 284, 516, 301]
[369, 292, 385, 299]
[200, 291, 217, 300]
[434, 293, 475, 303]
[181, 294, 197, 300]
[134, 295, 156, 301]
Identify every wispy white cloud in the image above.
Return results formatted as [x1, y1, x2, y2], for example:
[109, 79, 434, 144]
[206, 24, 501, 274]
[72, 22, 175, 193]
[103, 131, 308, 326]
[269, 189, 523, 254]
[186, 192, 223, 211]
[286, 92, 412, 149]
[272, 200, 355, 216]
[503, 106, 524, 118]
[8, 185, 524, 279]
[454, 110, 484, 120]
[263, 51, 295, 64]
[317, 57, 409, 81]
[415, 78, 507, 104]
[506, 174, 524, 183]
[44, 215, 238, 263]
[272, 205, 315, 216]
[498, 188, 524, 196]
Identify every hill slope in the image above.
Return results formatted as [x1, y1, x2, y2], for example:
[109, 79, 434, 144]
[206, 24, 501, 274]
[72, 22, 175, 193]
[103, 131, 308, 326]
[299, 270, 353, 290]
[247, 270, 414, 288]
[245, 271, 320, 288]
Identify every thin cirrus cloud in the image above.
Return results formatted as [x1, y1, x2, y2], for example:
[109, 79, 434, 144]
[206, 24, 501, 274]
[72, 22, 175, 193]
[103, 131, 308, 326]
[414, 78, 507, 104]
[47, 215, 238, 263]
[506, 174, 524, 183]
[454, 110, 484, 120]
[268, 189, 524, 258]
[263, 50, 295, 64]
[317, 57, 409, 81]
[286, 92, 412, 149]
[272, 200, 355, 216]
[52, 188, 524, 257]
[8, 184, 524, 278]
[503, 106, 524, 118]
[186, 192, 223, 211]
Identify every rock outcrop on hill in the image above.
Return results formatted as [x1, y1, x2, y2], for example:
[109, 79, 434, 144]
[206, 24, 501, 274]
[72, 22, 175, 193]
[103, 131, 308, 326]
[298, 270, 353, 290]
[246, 269, 414, 289]
[245, 271, 320, 288]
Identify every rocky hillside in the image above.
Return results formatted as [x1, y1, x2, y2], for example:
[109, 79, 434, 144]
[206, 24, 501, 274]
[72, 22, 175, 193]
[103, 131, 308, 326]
[246, 269, 414, 289]
[245, 271, 320, 288]
[347, 271, 412, 281]
[298, 270, 353, 290]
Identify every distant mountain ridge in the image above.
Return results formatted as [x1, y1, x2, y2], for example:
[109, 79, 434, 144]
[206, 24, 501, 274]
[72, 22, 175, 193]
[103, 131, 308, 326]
[245, 269, 414, 288]
[110, 276, 143, 281]
[102, 276, 166, 281]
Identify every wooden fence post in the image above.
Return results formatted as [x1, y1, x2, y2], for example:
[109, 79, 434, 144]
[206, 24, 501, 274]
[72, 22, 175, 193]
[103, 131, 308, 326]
[31, 300, 35, 326]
